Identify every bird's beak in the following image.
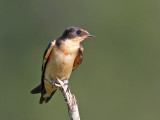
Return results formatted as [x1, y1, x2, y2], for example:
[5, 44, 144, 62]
[87, 34, 95, 37]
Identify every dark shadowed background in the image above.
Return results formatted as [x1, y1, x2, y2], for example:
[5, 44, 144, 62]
[1, 0, 160, 120]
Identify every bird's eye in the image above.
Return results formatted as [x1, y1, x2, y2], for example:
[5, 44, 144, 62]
[76, 30, 81, 35]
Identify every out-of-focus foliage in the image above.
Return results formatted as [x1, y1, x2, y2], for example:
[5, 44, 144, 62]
[1, 0, 160, 120]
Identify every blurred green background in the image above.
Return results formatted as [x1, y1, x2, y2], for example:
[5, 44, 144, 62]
[1, 0, 160, 120]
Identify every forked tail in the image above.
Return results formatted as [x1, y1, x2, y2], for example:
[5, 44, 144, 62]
[30, 84, 42, 94]
[31, 84, 57, 104]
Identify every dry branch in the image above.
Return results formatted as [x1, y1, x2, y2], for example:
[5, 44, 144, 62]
[57, 79, 80, 120]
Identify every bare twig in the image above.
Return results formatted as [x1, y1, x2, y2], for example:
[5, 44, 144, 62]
[57, 78, 80, 120]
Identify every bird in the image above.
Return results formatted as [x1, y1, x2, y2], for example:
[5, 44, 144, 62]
[30, 26, 95, 104]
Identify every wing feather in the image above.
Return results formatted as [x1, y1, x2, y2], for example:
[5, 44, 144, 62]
[41, 40, 55, 89]
[42, 41, 55, 71]
[72, 45, 83, 71]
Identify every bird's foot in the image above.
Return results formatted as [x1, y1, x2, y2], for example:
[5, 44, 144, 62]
[50, 79, 62, 88]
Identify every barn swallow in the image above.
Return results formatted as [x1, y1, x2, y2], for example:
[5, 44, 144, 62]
[31, 27, 95, 104]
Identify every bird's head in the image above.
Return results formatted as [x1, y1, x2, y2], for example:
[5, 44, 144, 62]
[60, 27, 95, 42]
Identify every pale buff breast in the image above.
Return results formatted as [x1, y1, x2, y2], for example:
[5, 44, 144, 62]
[45, 41, 80, 82]
[44, 49, 77, 95]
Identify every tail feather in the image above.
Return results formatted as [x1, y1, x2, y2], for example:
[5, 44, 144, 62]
[30, 84, 42, 94]
[31, 84, 57, 104]
[39, 95, 45, 104]
[45, 90, 57, 103]
[39, 89, 57, 104]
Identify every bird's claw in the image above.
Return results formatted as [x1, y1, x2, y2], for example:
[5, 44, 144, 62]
[50, 79, 62, 88]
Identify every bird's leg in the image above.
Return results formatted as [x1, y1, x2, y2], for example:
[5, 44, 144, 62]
[50, 78, 62, 88]
[50, 79, 55, 88]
